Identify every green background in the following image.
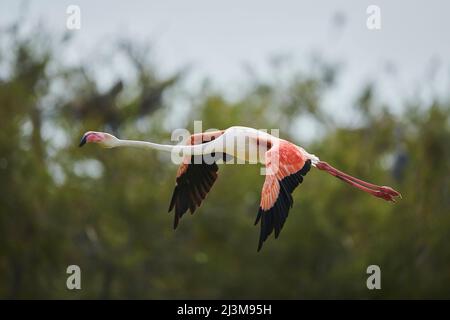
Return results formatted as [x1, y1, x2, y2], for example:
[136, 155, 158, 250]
[0, 18, 449, 299]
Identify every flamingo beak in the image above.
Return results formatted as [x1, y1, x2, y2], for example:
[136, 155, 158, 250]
[79, 134, 88, 147]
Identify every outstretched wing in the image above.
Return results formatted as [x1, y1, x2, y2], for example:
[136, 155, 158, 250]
[255, 141, 311, 251]
[168, 131, 226, 229]
[168, 155, 219, 229]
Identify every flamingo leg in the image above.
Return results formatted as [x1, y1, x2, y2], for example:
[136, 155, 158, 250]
[316, 161, 401, 202]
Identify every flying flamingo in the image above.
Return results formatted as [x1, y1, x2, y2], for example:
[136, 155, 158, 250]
[79, 126, 401, 251]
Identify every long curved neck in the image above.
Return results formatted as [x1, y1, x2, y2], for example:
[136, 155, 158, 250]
[115, 139, 175, 152]
[114, 138, 221, 156]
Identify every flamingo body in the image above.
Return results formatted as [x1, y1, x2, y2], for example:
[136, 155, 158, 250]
[79, 126, 401, 251]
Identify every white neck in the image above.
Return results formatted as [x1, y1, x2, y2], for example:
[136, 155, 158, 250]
[114, 137, 222, 156]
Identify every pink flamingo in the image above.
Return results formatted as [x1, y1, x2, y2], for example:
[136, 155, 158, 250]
[80, 126, 401, 251]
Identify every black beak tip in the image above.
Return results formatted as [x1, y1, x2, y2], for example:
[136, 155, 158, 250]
[79, 135, 87, 147]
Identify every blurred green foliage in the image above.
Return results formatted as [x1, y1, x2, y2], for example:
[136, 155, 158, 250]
[0, 23, 449, 299]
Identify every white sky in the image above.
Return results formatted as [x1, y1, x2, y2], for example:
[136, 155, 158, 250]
[1, 0, 449, 130]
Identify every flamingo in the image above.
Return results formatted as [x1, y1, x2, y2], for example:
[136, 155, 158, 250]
[79, 126, 401, 251]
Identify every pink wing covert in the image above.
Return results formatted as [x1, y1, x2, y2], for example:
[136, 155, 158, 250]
[255, 140, 312, 251]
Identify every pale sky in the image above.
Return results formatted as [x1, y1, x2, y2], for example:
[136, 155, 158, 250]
[1, 0, 449, 131]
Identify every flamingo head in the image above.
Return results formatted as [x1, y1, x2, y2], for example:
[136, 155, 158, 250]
[79, 131, 119, 148]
